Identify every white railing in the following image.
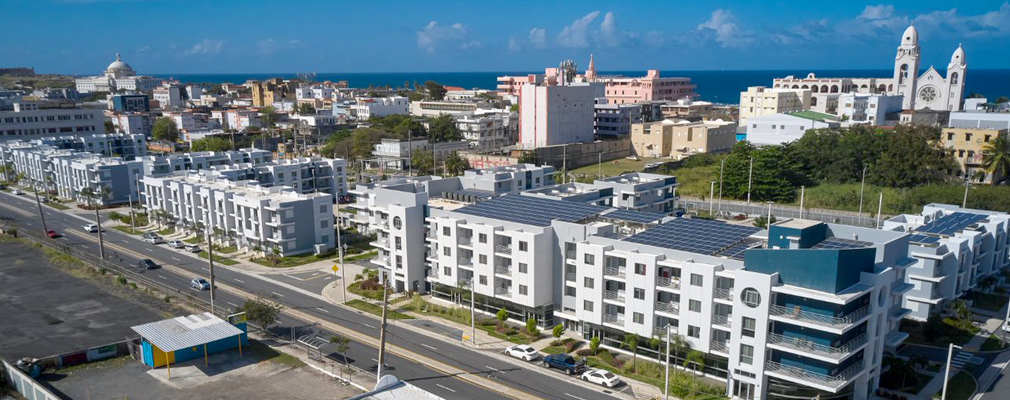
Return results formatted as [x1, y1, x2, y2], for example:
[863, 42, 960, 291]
[604, 290, 625, 302]
[764, 359, 864, 389]
[603, 314, 625, 325]
[565, 272, 576, 282]
[656, 276, 680, 290]
[494, 286, 511, 297]
[712, 314, 732, 327]
[458, 236, 472, 246]
[604, 266, 626, 279]
[495, 265, 512, 276]
[655, 301, 679, 314]
[494, 244, 512, 255]
[566, 251, 577, 260]
[426, 269, 439, 278]
[714, 288, 734, 301]
[769, 304, 871, 329]
[711, 340, 729, 354]
[458, 256, 473, 267]
[767, 333, 867, 360]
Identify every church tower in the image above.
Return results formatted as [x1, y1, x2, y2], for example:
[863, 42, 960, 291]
[893, 23, 921, 109]
[946, 44, 967, 111]
[585, 54, 597, 82]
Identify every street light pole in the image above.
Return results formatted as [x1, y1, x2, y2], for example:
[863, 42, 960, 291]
[876, 192, 884, 229]
[664, 324, 671, 400]
[128, 194, 136, 232]
[962, 176, 970, 208]
[746, 156, 753, 205]
[767, 201, 774, 227]
[799, 185, 805, 219]
[857, 164, 867, 225]
[206, 232, 216, 314]
[470, 280, 476, 345]
[718, 159, 725, 213]
[709, 181, 716, 216]
[30, 179, 48, 234]
[941, 343, 962, 400]
[94, 194, 106, 260]
[336, 208, 347, 304]
[376, 270, 390, 382]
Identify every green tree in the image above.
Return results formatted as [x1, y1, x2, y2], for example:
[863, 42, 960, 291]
[297, 103, 316, 115]
[424, 80, 447, 100]
[996, 96, 1010, 104]
[411, 150, 434, 175]
[509, 104, 519, 112]
[152, 117, 180, 142]
[330, 335, 351, 371]
[260, 106, 279, 128]
[525, 317, 539, 336]
[982, 135, 1010, 184]
[967, 92, 986, 99]
[104, 120, 116, 134]
[517, 150, 537, 164]
[428, 114, 462, 143]
[684, 350, 705, 373]
[552, 324, 565, 341]
[243, 295, 284, 332]
[496, 307, 508, 327]
[444, 151, 469, 176]
[719, 141, 806, 202]
[589, 336, 600, 354]
[624, 333, 640, 373]
[190, 136, 233, 152]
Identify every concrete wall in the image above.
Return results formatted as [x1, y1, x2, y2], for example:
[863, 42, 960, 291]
[530, 139, 632, 170]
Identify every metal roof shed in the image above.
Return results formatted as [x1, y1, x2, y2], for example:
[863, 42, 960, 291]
[131, 312, 247, 377]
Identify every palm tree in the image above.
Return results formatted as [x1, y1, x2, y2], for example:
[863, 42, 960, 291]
[444, 151, 469, 177]
[668, 332, 690, 366]
[683, 350, 705, 374]
[623, 333, 640, 373]
[982, 135, 1010, 184]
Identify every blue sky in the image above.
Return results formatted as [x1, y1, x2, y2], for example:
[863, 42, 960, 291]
[4, 0, 1009, 74]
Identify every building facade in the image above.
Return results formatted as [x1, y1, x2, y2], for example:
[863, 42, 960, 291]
[837, 93, 904, 126]
[739, 87, 812, 127]
[594, 102, 643, 138]
[519, 82, 603, 149]
[631, 119, 737, 159]
[349, 96, 409, 120]
[75, 54, 162, 93]
[940, 127, 1008, 182]
[744, 112, 841, 146]
[0, 102, 105, 139]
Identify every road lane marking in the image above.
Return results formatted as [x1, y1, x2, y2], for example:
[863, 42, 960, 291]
[171, 256, 181, 261]
[283, 273, 306, 281]
[144, 248, 153, 252]
[316, 307, 330, 313]
[564, 393, 586, 400]
[363, 323, 377, 329]
[303, 273, 328, 281]
[485, 365, 500, 373]
[234, 278, 245, 283]
[227, 302, 240, 308]
[420, 343, 438, 351]
[271, 291, 284, 297]
[158, 275, 167, 280]
[435, 384, 456, 393]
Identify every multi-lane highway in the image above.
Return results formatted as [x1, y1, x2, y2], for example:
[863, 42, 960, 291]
[0, 193, 625, 400]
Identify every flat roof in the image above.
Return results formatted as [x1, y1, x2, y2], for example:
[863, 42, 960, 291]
[131, 312, 243, 353]
[454, 194, 608, 227]
[600, 209, 665, 224]
[786, 110, 838, 122]
[624, 217, 761, 255]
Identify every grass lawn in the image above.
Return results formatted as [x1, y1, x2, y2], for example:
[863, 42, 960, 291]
[344, 250, 377, 263]
[570, 156, 665, 178]
[47, 202, 70, 210]
[540, 345, 567, 355]
[197, 251, 239, 266]
[903, 318, 979, 346]
[157, 227, 175, 236]
[183, 236, 201, 244]
[112, 226, 141, 235]
[938, 371, 977, 400]
[251, 251, 337, 268]
[966, 291, 1009, 313]
[216, 245, 238, 254]
[345, 299, 413, 320]
[584, 353, 726, 399]
[981, 334, 1009, 351]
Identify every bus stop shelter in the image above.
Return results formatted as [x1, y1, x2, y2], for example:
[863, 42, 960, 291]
[131, 312, 248, 378]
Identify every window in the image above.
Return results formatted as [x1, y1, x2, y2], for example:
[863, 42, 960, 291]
[742, 317, 756, 338]
[479, 233, 487, 243]
[584, 301, 594, 311]
[966, 133, 973, 141]
[443, 247, 451, 256]
[479, 275, 487, 285]
[393, 216, 402, 229]
[319, 204, 327, 213]
[634, 263, 646, 275]
[690, 274, 703, 286]
[687, 325, 700, 338]
[633, 312, 644, 324]
[396, 255, 402, 268]
[947, 132, 955, 140]
[443, 266, 451, 276]
[740, 344, 754, 365]
[585, 254, 595, 264]
[443, 227, 450, 236]
[395, 237, 401, 250]
[519, 285, 528, 295]
[519, 263, 528, 273]
[689, 300, 701, 312]
[584, 277, 594, 289]
[319, 220, 328, 228]
[741, 288, 761, 307]
[519, 241, 528, 251]
[479, 254, 487, 264]
[565, 286, 576, 296]
[634, 288, 645, 300]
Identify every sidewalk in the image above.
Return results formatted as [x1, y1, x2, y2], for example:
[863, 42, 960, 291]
[916, 300, 1010, 399]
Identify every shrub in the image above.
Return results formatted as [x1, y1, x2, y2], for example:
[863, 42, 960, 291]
[163, 295, 171, 303]
[565, 340, 583, 353]
[525, 318, 539, 336]
[116, 275, 127, 285]
[597, 349, 613, 365]
[590, 336, 600, 354]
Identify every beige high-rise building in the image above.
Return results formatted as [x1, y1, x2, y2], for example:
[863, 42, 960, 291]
[941, 127, 1008, 183]
[630, 119, 737, 159]
[739, 86, 811, 127]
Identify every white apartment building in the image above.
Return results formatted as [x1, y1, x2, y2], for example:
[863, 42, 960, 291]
[882, 204, 1010, 321]
[456, 111, 518, 152]
[739, 87, 812, 127]
[1, 133, 146, 160]
[592, 173, 678, 213]
[153, 83, 186, 109]
[139, 149, 273, 177]
[368, 138, 469, 171]
[349, 96, 409, 120]
[0, 102, 105, 139]
[837, 93, 904, 126]
[409, 100, 479, 118]
[456, 164, 556, 195]
[594, 102, 643, 138]
[0, 144, 143, 205]
[165, 111, 220, 134]
[201, 157, 348, 201]
[142, 173, 335, 256]
[108, 112, 152, 136]
[745, 112, 841, 146]
[211, 109, 262, 132]
[519, 82, 604, 149]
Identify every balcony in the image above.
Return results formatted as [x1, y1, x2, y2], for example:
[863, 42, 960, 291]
[714, 288, 734, 301]
[494, 286, 511, 298]
[458, 236, 472, 246]
[764, 359, 864, 391]
[711, 340, 729, 355]
[495, 265, 512, 277]
[565, 272, 576, 282]
[713, 314, 732, 328]
[425, 230, 437, 240]
[656, 276, 680, 290]
[458, 257, 474, 267]
[603, 314, 625, 326]
[371, 238, 389, 248]
[494, 244, 512, 255]
[426, 269, 439, 278]
[604, 266, 626, 280]
[566, 251, 577, 261]
[769, 304, 871, 331]
[655, 301, 679, 315]
[604, 290, 626, 302]
[767, 333, 867, 361]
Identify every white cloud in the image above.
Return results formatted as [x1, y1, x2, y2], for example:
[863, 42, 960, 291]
[256, 38, 302, 55]
[416, 21, 475, 54]
[914, 3, 1010, 37]
[859, 5, 895, 20]
[508, 38, 522, 52]
[529, 27, 547, 48]
[557, 11, 600, 48]
[135, 45, 150, 54]
[697, 9, 750, 48]
[185, 39, 224, 55]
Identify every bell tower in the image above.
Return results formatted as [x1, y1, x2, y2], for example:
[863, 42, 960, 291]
[946, 44, 967, 111]
[893, 23, 921, 109]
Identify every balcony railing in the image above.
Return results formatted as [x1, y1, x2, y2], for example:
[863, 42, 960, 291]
[425, 231, 436, 239]
[426, 269, 439, 278]
[604, 290, 626, 302]
[769, 304, 871, 330]
[603, 314, 625, 325]
[494, 244, 512, 255]
[711, 340, 729, 354]
[764, 359, 864, 390]
[458, 257, 473, 267]
[767, 333, 867, 360]
[604, 266, 626, 279]
[655, 301, 679, 314]
[714, 288, 734, 301]
[713, 314, 732, 328]
[494, 286, 511, 297]
[495, 265, 512, 276]
[458, 236, 472, 246]
[566, 251, 577, 260]
[656, 276, 680, 290]
[565, 272, 576, 282]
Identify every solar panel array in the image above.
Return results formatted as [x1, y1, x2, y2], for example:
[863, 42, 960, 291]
[915, 212, 987, 236]
[624, 218, 761, 255]
[718, 239, 766, 260]
[454, 194, 609, 227]
[908, 234, 941, 245]
[601, 209, 664, 224]
[811, 237, 874, 250]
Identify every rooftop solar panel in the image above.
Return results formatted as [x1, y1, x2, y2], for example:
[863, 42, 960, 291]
[908, 234, 941, 245]
[453, 194, 609, 227]
[914, 212, 987, 236]
[623, 218, 761, 255]
[600, 209, 665, 224]
[718, 239, 765, 260]
[811, 237, 874, 250]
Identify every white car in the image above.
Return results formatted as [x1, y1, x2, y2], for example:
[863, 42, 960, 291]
[190, 278, 211, 290]
[38, 197, 49, 203]
[167, 240, 186, 248]
[581, 369, 621, 388]
[504, 345, 540, 361]
[11, 189, 24, 195]
[143, 234, 163, 244]
[185, 244, 202, 253]
[83, 224, 103, 233]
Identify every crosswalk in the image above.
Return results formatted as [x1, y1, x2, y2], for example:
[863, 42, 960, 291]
[951, 350, 974, 369]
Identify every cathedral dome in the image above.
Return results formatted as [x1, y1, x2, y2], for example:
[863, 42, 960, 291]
[901, 23, 918, 46]
[950, 44, 966, 66]
[106, 53, 134, 72]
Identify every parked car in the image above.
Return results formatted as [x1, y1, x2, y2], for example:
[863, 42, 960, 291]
[581, 369, 621, 387]
[185, 244, 201, 253]
[190, 278, 210, 290]
[143, 234, 163, 244]
[167, 240, 186, 249]
[541, 354, 586, 375]
[138, 259, 159, 269]
[504, 345, 540, 361]
[38, 197, 49, 203]
[45, 229, 59, 238]
[11, 189, 24, 195]
[83, 224, 104, 233]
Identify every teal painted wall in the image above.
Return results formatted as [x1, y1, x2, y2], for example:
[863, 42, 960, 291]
[745, 248, 875, 293]
[767, 223, 827, 249]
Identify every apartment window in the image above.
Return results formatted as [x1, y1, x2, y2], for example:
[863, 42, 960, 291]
[479, 233, 487, 243]
[519, 285, 528, 295]
[634, 288, 645, 300]
[740, 344, 754, 365]
[443, 227, 450, 236]
[479, 254, 487, 264]
[319, 220, 328, 229]
[395, 237, 401, 250]
[584, 277, 595, 289]
[519, 263, 528, 273]
[443, 266, 451, 276]
[585, 254, 595, 264]
[479, 275, 487, 285]
[519, 241, 528, 251]
[565, 286, 576, 296]
[742, 317, 756, 338]
[633, 312, 644, 324]
[689, 300, 701, 312]
[634, 263, 646, 275]
[985, 135, 992, 142]
[966, 133, 973, 141]
[319, 204, 326, 213]
[443, 247, 451, 256]
[690, 274, 703, 286]
[396, 255, 402, 268]
[687, 325, 700, 338]
[584, 301, 594, 311]
[947, 132, 955, 140]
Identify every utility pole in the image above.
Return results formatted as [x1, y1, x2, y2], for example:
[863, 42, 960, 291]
[30, 179, 48, 235]
[709, 181, 716, 216]
[336, 206, 347, 304]
[799, 185, 805, 219]
[94, 193, 106, 260]
[664, 324, 671, 400]
[1002, 295, 1010, 346]
[562, 145, 568, 184]
[857, 164, 867, 226]
[767, 201, 774, 227]
[470, 280, 476, 345]
[128, 194, 136, 232]
[717, 158, 725, 213]
[876, 192, 884, 229]
[962, 176, 970, 208]
[941, 343, 962, 400]
[746, 156, 753, 205]
[376, 270, 390, 381]
[207, 232, 216, 314]
[598, 153, 602, 178]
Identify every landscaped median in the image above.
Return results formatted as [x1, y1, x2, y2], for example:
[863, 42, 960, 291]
[112, 226, 143, 235]
[344, 299, 413, 320]
[936, 371, 976, 400]
[575, 346, 726, 400]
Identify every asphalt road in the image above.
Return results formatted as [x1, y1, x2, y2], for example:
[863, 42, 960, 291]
[0, 193, 623, 400]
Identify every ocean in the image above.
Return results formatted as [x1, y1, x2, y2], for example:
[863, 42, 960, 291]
[153, 69, 1010, 105]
